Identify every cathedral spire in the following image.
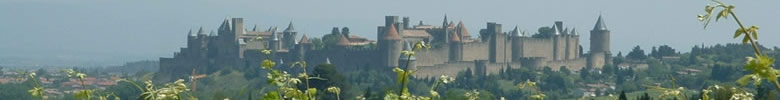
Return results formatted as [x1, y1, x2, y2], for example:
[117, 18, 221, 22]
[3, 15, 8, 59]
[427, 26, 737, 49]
[593, 15, 608, 31]
[442, 14, 448, 27]
[284, 21, 295, 32]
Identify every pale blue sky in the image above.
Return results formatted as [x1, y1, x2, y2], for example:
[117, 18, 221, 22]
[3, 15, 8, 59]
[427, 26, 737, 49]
[1, 0, 778, 66]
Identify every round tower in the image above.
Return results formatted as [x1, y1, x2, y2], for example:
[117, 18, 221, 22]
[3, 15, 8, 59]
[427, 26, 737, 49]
[449, 31, 462, 62]
[399, 41, 417, 70]
[510, 26, 523, 62]
[283, 22, 297, 49]
[590, 15, 610, 54]
[588, 15, 611, 68]
[296, 34, 312, 62]
[382, 25, 402, 68]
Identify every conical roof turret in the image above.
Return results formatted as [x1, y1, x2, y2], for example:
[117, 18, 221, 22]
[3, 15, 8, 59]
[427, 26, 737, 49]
[197, 27, 206, 35]
[571, 27, 578, 35]
[383, 25, 402, 40]
[299, 34, 311, 44]
[336, 34, 351, 46]
[219, 18, 232, 31]
[450, 31, 461, 42]
[325, 57, 331, 64]
[448, 21, 455, 28]
[457, 21, 470, 37]
[284, 22, 295, 32]
[511, 26, 521, 37]
[552, 25, 561, 35]
[593, 15, 608, 31]
[188, 29, 195, 37]
[271, 27, 279, 41]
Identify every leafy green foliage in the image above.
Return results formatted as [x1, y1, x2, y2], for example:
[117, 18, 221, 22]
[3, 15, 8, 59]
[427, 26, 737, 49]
[698, 0, 779, 93]
[259, 49, 320, 100]
[626, 46, 648, 60]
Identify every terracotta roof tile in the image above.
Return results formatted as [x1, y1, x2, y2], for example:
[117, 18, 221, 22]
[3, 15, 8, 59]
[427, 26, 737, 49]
[383, 25, 402, 40]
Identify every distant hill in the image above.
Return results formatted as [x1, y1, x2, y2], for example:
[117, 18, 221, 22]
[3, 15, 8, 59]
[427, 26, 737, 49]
[103, 60, 159, 74]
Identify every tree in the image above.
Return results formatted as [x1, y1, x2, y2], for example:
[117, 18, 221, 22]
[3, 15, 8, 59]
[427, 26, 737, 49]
[618, 91, 628, 100]
[542, 73, 567, 92]
[341, 27, 350, 37]
[532, 26, 554, 38]
[542, 66, 553, 74]
[626, 46, 648, 60]
[105, 80, 144, 100]
[310, 38, 324, 50]
[636, 92, 651, 100]
[311, 64, 347, 100]
[321, 28, 344, 49]
[656, 45, 677, 57]
[559, 67, 571, 75]
[602, 64, 614, 75]
[580, 67, 590, 80]
[35, 68, 47, 78]
[331, 27, 341, 35]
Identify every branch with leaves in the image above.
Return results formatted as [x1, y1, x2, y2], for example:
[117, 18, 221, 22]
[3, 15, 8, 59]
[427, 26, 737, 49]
[260, 49, 319, 100]
[697, 0, 779, 93]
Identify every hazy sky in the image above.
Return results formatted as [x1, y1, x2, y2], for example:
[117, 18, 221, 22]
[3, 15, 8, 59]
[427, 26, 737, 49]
[1, 0, 779, 66]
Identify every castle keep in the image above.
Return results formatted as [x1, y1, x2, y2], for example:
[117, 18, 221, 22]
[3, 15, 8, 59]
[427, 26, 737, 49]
[159, 15, 612, 80]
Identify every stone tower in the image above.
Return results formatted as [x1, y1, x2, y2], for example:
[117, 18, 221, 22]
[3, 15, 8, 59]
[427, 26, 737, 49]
[588, 15, 612, 69]
[187, 29, 197, 51]
[296, 35, 312, 62]
[510, 26, 523, 62]
[399, 41, 417, 70]
[456, 21, 469, 42]
[382, 25, 403, 68]
[402, 17, 410, 29]
[552, 24, 564, 61]
[269, 28, 281, 51]
[590, 15, 610, 54]
[283, 22, 297, 50]
[448, 30, 462, 62]
[487, 22, 501, 63]
[215, 18, 243, 68]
